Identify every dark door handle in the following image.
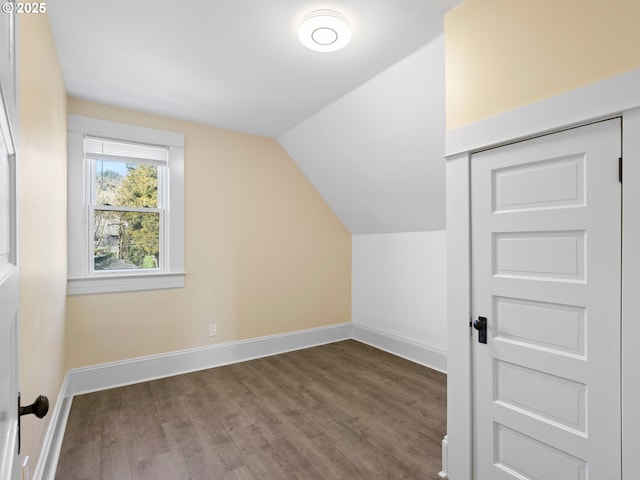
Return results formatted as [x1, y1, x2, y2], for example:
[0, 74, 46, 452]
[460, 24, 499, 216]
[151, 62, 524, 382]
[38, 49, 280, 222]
[20, 394, 49, 419]
[473, 316, 487, 344]
[18, 394, 49, 454]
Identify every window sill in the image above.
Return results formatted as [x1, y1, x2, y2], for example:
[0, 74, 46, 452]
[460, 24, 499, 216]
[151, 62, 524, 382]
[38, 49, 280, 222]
[67, 272, 186, 296]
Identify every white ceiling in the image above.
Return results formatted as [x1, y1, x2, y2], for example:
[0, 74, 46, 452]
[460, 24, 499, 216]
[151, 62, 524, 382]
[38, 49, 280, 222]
[279, 36, 447, 234]
[47, 0, 460, 138]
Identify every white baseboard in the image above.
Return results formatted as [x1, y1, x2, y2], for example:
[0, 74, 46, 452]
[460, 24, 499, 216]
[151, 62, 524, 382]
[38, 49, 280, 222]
[438, 435, 449, 479]
[32, 375, 73, 480]
[34, 321, 448, 479]
[351, 323, 447, 373]
[65, 322, 353, 396]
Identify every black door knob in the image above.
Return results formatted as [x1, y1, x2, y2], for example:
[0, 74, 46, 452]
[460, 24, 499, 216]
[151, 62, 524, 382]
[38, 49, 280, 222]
[473, 316, 487, 344]
[19, 394, 49, 419]
[18, 394, 49, 454]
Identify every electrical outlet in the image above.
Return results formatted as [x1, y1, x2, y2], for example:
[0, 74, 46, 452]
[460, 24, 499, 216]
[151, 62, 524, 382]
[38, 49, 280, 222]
[208, 324, 217, 337]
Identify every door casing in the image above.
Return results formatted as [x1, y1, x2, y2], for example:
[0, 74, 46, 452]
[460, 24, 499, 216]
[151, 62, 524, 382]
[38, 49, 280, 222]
[444, 69, 640, 480]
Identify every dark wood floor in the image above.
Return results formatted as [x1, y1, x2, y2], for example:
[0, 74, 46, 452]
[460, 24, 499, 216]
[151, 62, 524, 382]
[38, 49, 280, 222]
[54, 340, 447, 480]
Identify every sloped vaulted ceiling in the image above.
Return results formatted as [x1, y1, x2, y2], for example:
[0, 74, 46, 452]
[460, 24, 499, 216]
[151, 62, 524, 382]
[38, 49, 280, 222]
[278, 34, 447, 234]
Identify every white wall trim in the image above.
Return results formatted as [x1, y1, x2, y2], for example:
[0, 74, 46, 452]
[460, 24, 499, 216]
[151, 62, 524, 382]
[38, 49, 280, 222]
[65, 323, 353, 397]
[67, 272, 186, 295]
[622, 107, 640, 480]
[32, 374, 73, 480]
[438, 435, 449, 479]
[352, 323, 447, 373]
[67, 114, 184, 148]
[446, 67, 640, 156]
[444, 151, 472, 480]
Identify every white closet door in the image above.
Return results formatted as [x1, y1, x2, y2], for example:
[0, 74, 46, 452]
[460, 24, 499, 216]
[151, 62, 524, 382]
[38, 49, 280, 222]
[0, 2, 19, 477]
[471, 119, 621, 480]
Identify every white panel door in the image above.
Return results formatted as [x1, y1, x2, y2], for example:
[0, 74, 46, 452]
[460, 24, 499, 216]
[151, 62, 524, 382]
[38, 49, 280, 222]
[471, 119, 621, 480]
[0, 4, 19, 480]
[0, 105, 18, 480]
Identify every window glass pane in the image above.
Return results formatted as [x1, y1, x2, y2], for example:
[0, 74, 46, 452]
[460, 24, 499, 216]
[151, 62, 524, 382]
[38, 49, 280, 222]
[95, 160, 159, 208]
[94, 210, 160, 271]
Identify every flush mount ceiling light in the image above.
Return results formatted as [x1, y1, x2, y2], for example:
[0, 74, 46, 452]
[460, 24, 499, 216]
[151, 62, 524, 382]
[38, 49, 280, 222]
[298, 10, 351, 53]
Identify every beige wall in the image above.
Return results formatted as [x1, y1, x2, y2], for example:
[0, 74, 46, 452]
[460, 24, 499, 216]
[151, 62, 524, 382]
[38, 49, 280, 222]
[445, 0, 640, 130]
[19, 14, 68, 468]
[66, 99, 351, 368]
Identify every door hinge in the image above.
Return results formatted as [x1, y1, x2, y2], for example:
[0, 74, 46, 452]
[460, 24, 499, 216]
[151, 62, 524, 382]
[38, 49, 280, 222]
[619, 157, 623, 183]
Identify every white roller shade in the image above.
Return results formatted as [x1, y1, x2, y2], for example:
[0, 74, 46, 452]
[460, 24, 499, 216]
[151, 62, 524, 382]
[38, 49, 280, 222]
[84, 136, 168, 166]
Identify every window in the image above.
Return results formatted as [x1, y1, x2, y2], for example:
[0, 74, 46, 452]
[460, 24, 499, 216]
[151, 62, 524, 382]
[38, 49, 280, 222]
[88, 137, 165, 272]
[67, 116, 185, 295]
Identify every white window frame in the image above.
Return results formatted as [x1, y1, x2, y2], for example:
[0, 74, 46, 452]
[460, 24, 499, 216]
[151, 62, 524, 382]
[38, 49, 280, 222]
[86, 136, 167, 274]
[67, 115, 185, 295]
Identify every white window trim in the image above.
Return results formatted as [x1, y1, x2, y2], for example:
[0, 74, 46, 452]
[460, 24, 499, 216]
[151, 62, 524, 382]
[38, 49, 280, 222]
[67, 115, 185, 295]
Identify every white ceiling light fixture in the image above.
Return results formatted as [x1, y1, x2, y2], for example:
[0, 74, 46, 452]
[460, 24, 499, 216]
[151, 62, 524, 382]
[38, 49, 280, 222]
[298, 10, 352, 53]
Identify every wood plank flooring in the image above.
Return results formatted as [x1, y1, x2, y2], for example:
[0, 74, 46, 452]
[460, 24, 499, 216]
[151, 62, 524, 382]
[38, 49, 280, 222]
[54, 340, 447, 480]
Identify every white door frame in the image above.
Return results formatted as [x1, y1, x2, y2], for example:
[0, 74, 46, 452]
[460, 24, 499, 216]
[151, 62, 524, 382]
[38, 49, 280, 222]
[444, 67, 640, 480]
